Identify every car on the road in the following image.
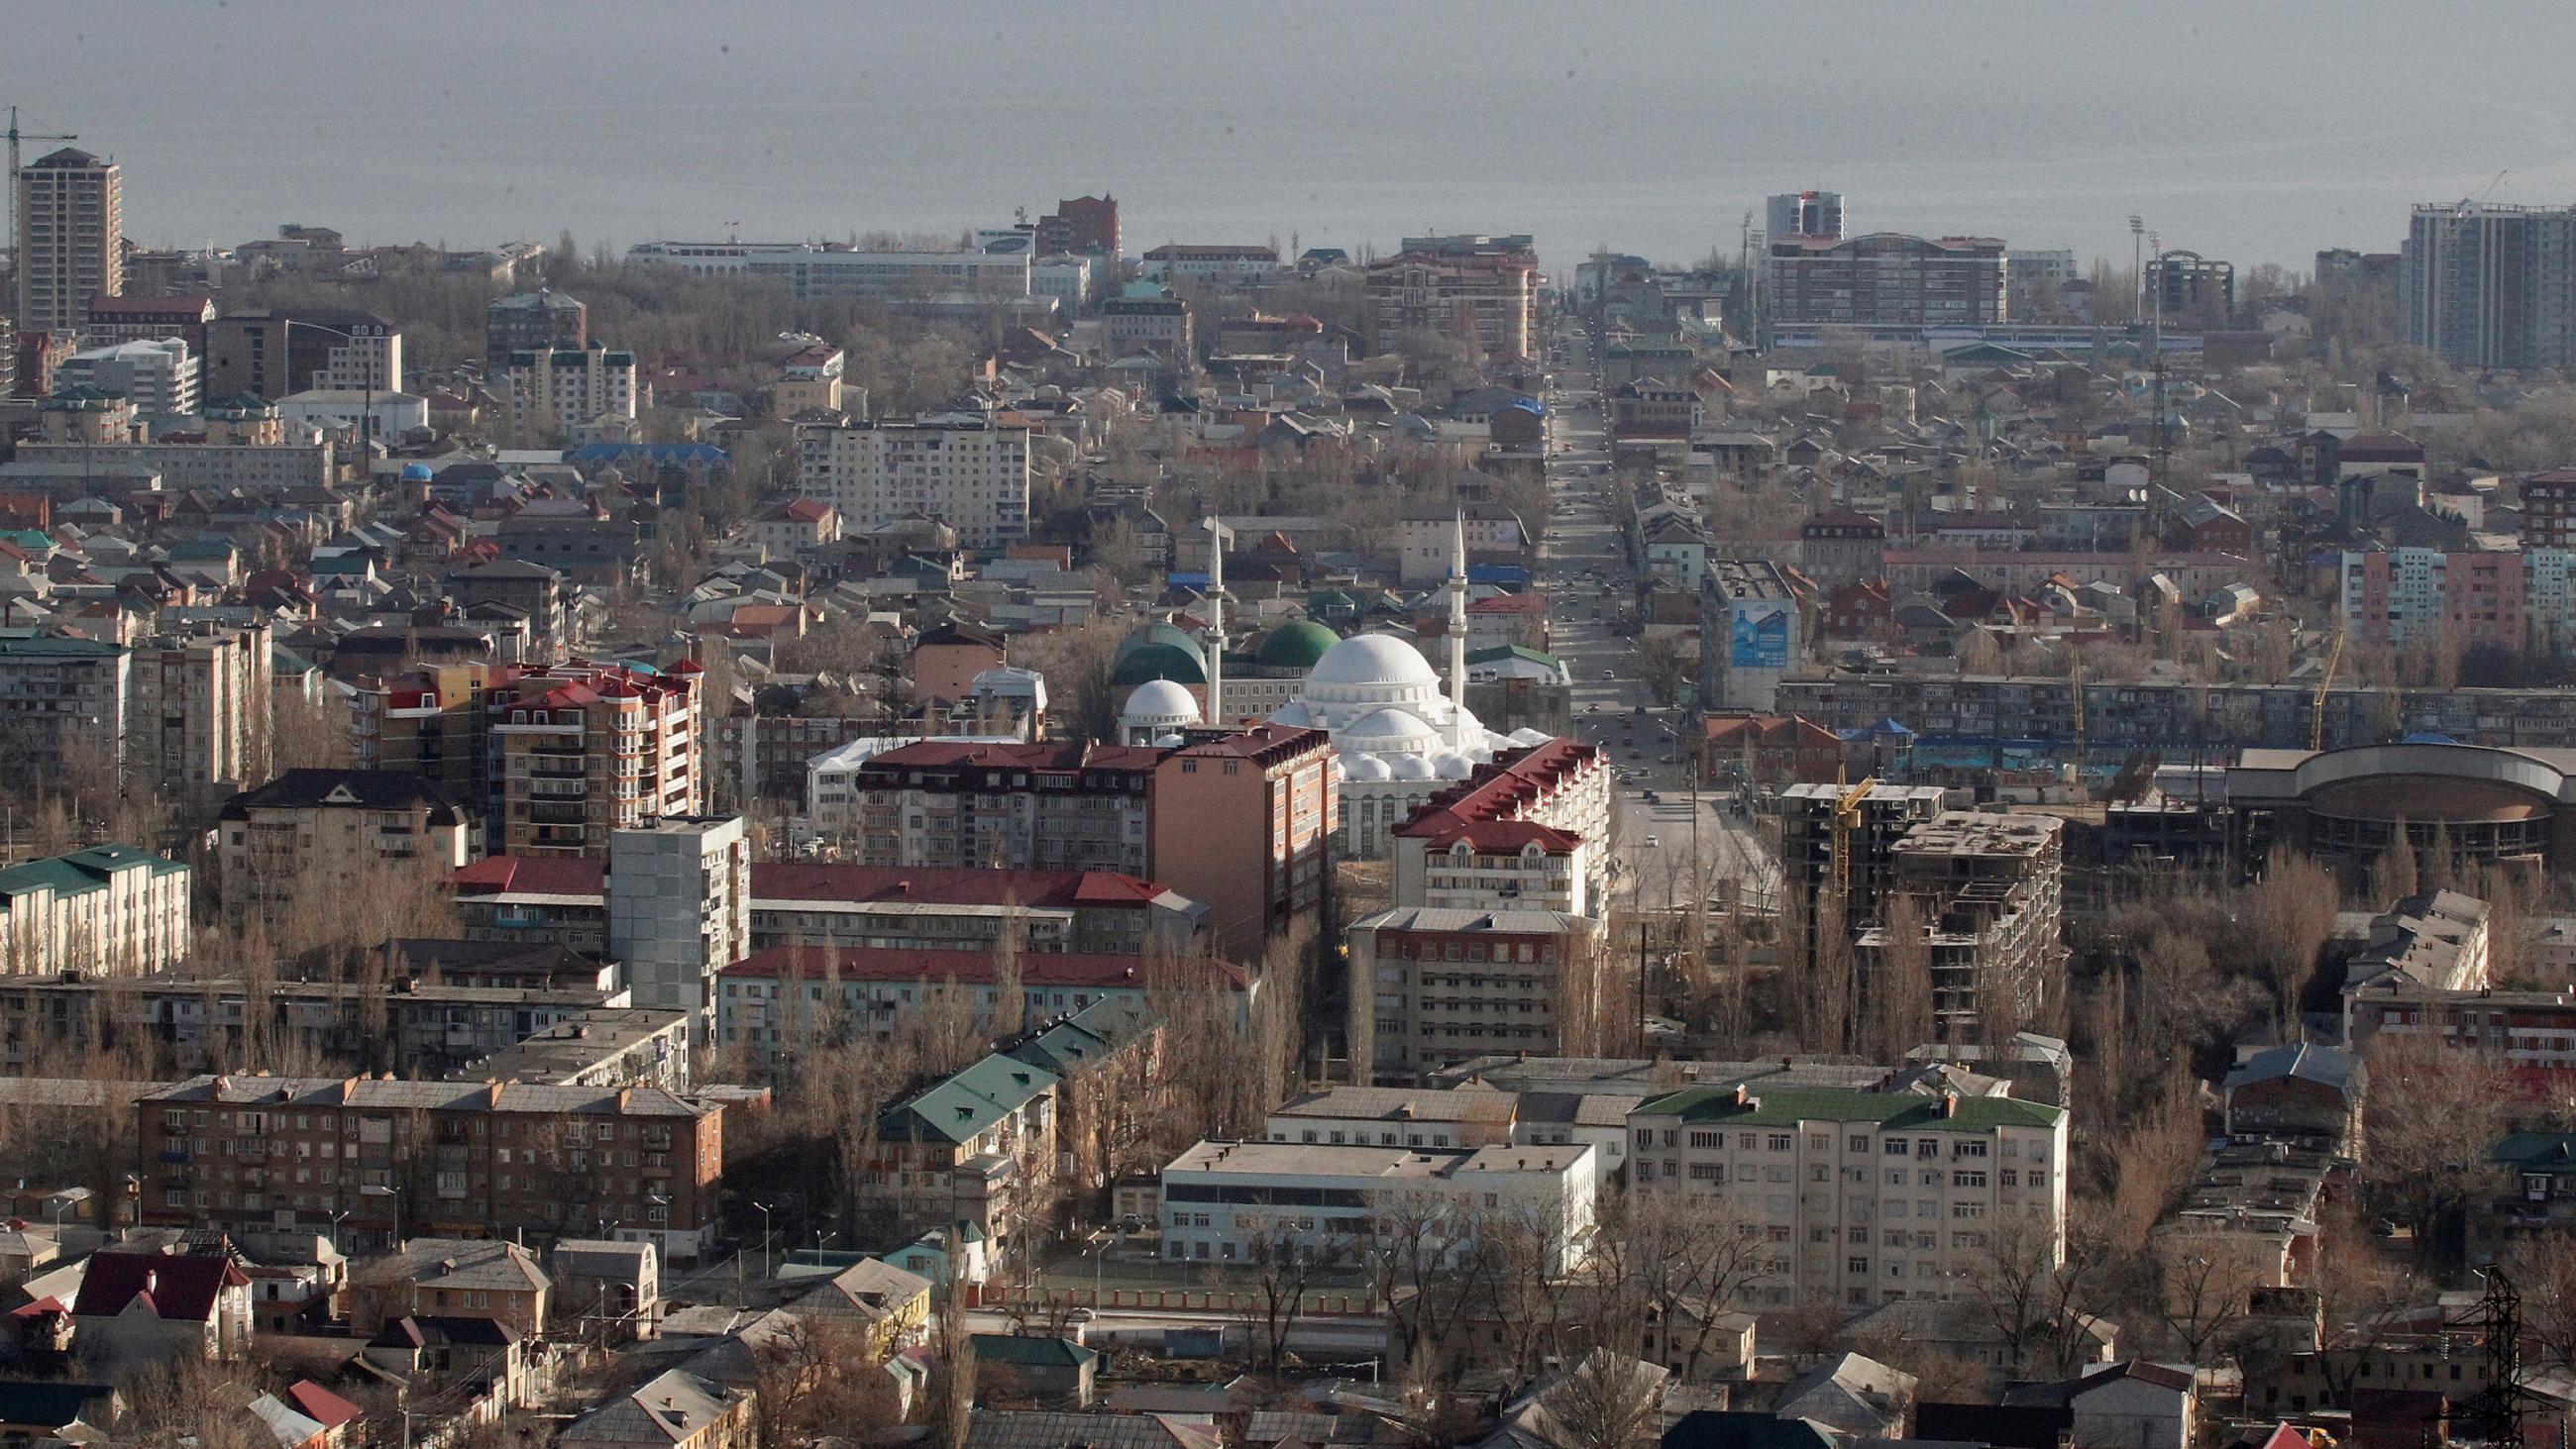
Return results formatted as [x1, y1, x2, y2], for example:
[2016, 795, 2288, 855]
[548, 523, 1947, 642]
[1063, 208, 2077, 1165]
[1627, 749, 1643, 759]
[1644, 835, 1661, 848]
[1642, 789, 1660, 803]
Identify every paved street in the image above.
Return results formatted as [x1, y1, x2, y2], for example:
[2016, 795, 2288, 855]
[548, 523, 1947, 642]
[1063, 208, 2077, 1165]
[1535, 336, 1779, 915]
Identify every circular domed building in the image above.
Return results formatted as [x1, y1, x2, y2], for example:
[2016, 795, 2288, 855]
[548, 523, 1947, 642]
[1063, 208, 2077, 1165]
[1271, 630, 1523, 857]
[1118, 676, 1202, 745]
[1108, 621, 1212, 724]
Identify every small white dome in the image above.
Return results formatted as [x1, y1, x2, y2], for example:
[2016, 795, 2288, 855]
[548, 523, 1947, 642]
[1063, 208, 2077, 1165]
[1153, 731, 1186, 748]
[1307, 633, 1441, 689]
[1389, 754, 1435, 780]
[1434, 752, 1476, 779]
[1121, 677, 1201, 727]
[1342, 753, 1392, 781]
[1271, 700, 1316, 728]
[1507, 727, 1553, 747]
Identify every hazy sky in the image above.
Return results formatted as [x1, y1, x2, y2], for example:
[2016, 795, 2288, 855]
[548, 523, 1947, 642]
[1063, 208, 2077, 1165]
[12, 0, 2575, 275]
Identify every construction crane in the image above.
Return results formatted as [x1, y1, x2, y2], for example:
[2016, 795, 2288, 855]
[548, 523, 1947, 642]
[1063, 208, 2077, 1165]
[2309, 630, 2345, 752]
[5, 107, 79, 325]
[2068, 649, 2087, 781]
[1830, 771, 1876, 898]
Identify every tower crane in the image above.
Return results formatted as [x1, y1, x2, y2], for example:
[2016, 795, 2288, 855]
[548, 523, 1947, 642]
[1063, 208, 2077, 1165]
[1830, 770, 1876, 898]
[5, 107, 78, 324]
[2309, 630, 2345, 752]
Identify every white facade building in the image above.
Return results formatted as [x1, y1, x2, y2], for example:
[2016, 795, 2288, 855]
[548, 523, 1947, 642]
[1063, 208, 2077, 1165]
[500, 345, 640, 435]
[0, 845, 192, 978]
[309, 325, 402, 393]
[1030, 256, 1094, 311]
[276, 389, 429, 442]
[1627, 1085, 2069, 1309]
[795, 415, 1032, 549]
[625, 242, 1029, 300]
[604, 817, 750, 1041]
[58, 339, 200, 418]
[804, 734, 1020, 842]
[1158, 1138, 1594, 1274]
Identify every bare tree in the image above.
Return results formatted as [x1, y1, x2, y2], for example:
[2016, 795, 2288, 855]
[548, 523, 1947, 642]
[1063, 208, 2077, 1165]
[1544, 1347, 1664, 1449]
[1865, 894, 1936, 1063]
[1239, 1219, 1343, 1379]
[2362, 1033, 2513, 1262]
[2245, 850, 2337, 1035]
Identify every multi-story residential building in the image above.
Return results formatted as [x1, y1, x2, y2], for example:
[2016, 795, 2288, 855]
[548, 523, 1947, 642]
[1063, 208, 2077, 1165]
[795, 414, 1032, 549]
[1364, 239, 1541, 362]
[1348, 905, 1608, 1082]
[1399, 503, 1526, 586]
[2004, 250, 2080, 318]
[1037, 196, 1121, 259]
[2525, 469, 2576, 551]
[623, 241, 1029, 300]
[448, 559, 575, 663]
[214, 770, 472, 928]
[1627, 1083, 2069, 1309]
[1768, 191, 1846, 242]
[1100, 295, 1192, 360]
[0, 632, 128, 779]
[771, 343, 843, 417]
[1148, 725, 1338, 958]
[484, 289, 588, 360]
[1776, 780, 1956, 921]
[603, 818, 749, 1039]
[452, 857, 1210, 958]
[350, 662, 499, 815]
[0, 974, 627, 1079]
[203, 308, 402, 399]
[1700, 559, 1804, 713]
[12, 434, 333, 492]
[498, 343, 639, 435]
[13, 148, 120, 335]
[488, 660, 704, 856]
[2401, 202, 2576, 370]
[2339, 546, 2576, 652]
[0, 845, 190, 978]
[1138, 244, 1279, 283]
[2145, 250, 2235, 323]
[78, 294, 214, 353]
[847, 740, 1161, 875]
[134, 1074, 726, 1261]
[1856, 812, 2068, 1034]
[1767, 234, 2007, 329]
[1029, 255, 1093, 312]
[56, 339, 199, 417]
[1384, 737, 1613, 910]
[1157, 1138, 1595, 1273]
[713, 946, 1235, 1062]
[857, 1052, 1058, 1257]
[2347, 982, 2576, 1080]
[128, 618, 271, 807]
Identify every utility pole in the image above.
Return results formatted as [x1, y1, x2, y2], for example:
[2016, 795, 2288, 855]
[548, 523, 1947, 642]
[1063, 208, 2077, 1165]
[5, 107, 80, 327]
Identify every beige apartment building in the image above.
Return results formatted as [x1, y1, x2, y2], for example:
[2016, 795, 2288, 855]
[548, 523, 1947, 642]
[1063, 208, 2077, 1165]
[129, 618, 273, 810]
[215, 770, 472, 927]
[1147, 724, 1338, 958]
[490, 661, 705, 857]
[0, 845, 191, 978]
[13, 147, 121, 334]
[1348, 904, 1607, 1081]
[1627, 1084, 2069, 1309]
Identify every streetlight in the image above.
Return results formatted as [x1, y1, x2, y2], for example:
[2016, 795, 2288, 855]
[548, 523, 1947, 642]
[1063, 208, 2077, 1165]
[280, 317, 383, 485]
[752, 1199, 774, 1282]
[2128, 216, 2145, 321]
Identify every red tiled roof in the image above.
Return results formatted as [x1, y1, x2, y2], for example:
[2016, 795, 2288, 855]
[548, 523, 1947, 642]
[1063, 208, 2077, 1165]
[1414, 819, 1581, 853]
[862, 741, 1166, 773]
[72, 1251, 248, 1323]
[724, 945, 1242, 990]
[284, 1381, 363, 1430]
[1392, 739, 1603, 841]
[458, 858, 1182, 913]
[452, 856, 606, 897]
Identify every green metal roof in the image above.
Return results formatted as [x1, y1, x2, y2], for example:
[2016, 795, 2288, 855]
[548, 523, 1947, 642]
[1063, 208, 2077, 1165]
[0, 845, 186, 902]
[1636, 1085, 2063, 1133]
[2493, 1132, 2576, 1177]
[1465, 644, 1560, 668]
[877, 1053, 1060, 1145]
[0, 633, 126, 660]
[1254, 619, 1339, 670]
[1110, 642, 1205, 687]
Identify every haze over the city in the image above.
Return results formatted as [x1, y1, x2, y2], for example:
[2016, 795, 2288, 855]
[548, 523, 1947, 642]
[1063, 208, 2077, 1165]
[14, 0, 2574, 272]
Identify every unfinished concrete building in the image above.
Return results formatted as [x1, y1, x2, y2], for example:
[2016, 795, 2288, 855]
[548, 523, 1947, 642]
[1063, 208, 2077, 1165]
[1859, 811, 2067, 1033]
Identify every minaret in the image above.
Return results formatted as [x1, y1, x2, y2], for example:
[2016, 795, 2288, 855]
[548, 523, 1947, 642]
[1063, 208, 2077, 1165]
[1202, 516, 1231, 728]
[1447, 507, 1470, 746]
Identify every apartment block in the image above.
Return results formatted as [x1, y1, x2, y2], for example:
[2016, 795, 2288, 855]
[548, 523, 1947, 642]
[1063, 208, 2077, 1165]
[484, 289, 587, 360]
[847, 740, 1161, 875]
[795, 415, 1032, 549]
[1100, 295, 1192, 361]
[624, 241, 1029, 300]
[1148, 725, 1338, 957]
[203, 309, 402, 399]
[351, 663, 501, 813]
[1349, 905, 1608, 1082]
[498, 344, 639, 435]
[1767, 234, 2007, 329]
[13, 148, 120, 335]
[135, 1074, 726, 1261]
[1037, 195, 1120, 259]
[1856, 811, 2068, 1034]
[452, 857, 1211, 958]
[772, 344, 843, 418]
[2146, 250, 2234, 323]
[1138, 245, 1279, 283]
[0, 845, 190, 978]
[78, 294, 213, 353]
[713, 945, 1235, 1062]
[1768, 191, 1846, 242]
[1627, 1084, 2069, 1308]
[2339, 546, 2576, 652]
[11, 435, 333, 492]
[489, 660, 705, 856]
[214, 770, 471, 928]
[858, 1053, 1058, 1256]
[129, 618, 272, 808]
[1364, 239, 1541, 362]
[1776, 782, 1954, 919]
[56, 339, 200, 417]
[2402, 202, 2576, 370]
[1156, 1138, 1595, 1274]
[0, 632, 129, 778]
[604, 818, 750, 1038]
[1387, 738, 1613, 915]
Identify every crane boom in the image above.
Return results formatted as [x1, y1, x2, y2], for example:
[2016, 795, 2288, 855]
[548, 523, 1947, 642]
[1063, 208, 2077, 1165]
[2310, 631, 2345, 752]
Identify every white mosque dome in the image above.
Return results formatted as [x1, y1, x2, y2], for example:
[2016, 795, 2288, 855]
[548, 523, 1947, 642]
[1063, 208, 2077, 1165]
[1272, 699, 1317, 728]
[1340, 706, 1441, 751]
[1389, 754, 1435, 780]
[1507, 727, 1554, 748]
[1434, 752, 1477, 779]
[1342, 753, 1392, 781]
[1153, 731, 1186, 748]
[1308, 633, 1441, 689]
[1121, 677, 1201, 729]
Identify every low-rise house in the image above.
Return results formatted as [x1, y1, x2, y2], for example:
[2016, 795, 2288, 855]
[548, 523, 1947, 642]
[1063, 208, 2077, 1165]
[1772, 1352, 1916, 1438]
[971, 1333, 1102, 1409]
[550, 1238, 660, 1341]
[400, 1238, 552, 1338]
[0, 1383, 123, 1445]
[791, 1258, 931, 1352]
[362, 1314, 532, 1415]
[2223, 1043, 2365, 1154]
[2001, 1361, 2198, 1449]
[560, 1369, 753, 1449]
[69, 1248, 253, 1369]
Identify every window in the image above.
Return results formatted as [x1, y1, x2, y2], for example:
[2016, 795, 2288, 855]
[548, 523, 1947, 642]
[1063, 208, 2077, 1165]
[1954, 1171, 1987, 1189]
[1847, 1257, 1870, 1275]
[1848, 1135, 1870, 1152]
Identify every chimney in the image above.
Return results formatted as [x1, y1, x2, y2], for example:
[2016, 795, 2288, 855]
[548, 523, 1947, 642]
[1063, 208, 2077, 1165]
[144, 1270, 157, 1296]
[1941, 1090, 1960, 1118]
[1732, 1083, 1749, 1107]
